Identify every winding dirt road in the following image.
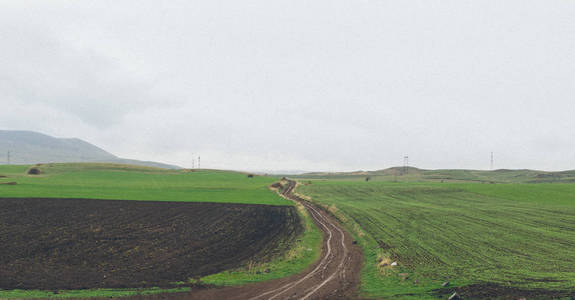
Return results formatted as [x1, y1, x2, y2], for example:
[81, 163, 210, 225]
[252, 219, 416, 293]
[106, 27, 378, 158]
[132, 180, 363, 300]
[242, 180, 363, 300]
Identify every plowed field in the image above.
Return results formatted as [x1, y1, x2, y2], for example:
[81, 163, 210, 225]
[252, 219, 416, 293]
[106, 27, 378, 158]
[0, 198, 302, 290]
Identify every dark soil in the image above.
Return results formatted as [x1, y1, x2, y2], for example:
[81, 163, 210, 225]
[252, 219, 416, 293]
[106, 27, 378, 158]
[435, 283, 575, 299]
[0, 198, 302, 290]
[27, 167, 41, 175]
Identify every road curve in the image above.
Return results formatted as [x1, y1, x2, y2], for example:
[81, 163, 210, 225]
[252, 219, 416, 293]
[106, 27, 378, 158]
[245, 180, 362, 300]
[112, 180, 363, 300]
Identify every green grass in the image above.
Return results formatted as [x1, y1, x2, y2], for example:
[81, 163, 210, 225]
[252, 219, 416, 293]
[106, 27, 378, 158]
[200, 200, 322, 286]
[0, 287, 192, 299]
[0, 163, 291, 206]
[294, 167, 575, 184]
[0, 163, 324, 298]
[297, 180, 575, 299]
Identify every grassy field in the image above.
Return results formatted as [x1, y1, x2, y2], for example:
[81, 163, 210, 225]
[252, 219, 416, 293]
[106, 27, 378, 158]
[0, 163, 291, 205]
[0, 163, 322, 298]
[297, 179, 575, 299]
[297, 167, 575, 184]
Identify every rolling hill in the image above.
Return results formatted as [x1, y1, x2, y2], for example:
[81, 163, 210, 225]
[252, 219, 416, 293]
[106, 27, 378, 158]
[296, 166, 575, 183]
[0, 130, 179, 169]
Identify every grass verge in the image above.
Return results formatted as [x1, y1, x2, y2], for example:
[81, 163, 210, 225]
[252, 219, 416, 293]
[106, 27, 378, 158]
[0, 288, 191, 299]
[200, 198, 322, 286]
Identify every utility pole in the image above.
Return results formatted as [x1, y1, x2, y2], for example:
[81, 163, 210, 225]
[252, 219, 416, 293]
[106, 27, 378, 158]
[403, 155, 409, 175]
[490, 152, 494, 170]
[7, 151, 10, 165]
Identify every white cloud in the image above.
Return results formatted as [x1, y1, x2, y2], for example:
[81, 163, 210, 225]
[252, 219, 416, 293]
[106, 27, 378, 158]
[1, 0, 574, 171]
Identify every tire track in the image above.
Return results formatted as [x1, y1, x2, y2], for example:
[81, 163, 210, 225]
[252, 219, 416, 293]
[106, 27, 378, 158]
[246, 180, 357, 300]
[248, 204, 333, 300]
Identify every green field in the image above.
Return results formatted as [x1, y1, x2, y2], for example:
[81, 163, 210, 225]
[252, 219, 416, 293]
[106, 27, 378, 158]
[0, 163, 321, 299]
[297, 178, 575, 299]
[297, 167, 575, 184]
[0, 163, 291, 206]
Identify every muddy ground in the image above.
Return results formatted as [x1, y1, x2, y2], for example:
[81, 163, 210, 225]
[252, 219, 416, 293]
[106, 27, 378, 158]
[0, 198, 302, 290]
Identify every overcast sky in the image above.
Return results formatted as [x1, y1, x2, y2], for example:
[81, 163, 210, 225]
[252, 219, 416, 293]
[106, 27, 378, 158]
[1, 1, 574, 172]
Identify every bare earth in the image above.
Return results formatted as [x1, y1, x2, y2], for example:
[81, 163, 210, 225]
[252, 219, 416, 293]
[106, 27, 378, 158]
[0, 199, 301, 291]
[120, 179, 364, 300]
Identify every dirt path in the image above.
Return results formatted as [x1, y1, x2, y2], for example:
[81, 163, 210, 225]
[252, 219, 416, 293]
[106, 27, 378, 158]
[243, 180, 363, 300]
[126, 180, 363, 300]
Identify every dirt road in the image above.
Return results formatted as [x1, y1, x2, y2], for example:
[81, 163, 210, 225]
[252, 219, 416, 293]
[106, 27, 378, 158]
[130, 179, 363, 300]
[242, 180, 363, 300]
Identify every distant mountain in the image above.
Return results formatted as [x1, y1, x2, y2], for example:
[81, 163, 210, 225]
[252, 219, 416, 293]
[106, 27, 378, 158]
[0, 130, 180, 169]
[252, 169, 312, 175]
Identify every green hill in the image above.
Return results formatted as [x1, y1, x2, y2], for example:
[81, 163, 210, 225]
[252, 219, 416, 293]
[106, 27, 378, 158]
[296, 167, 575, 183]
